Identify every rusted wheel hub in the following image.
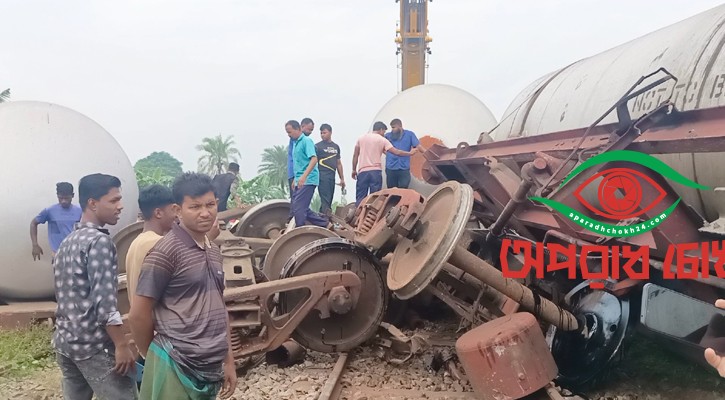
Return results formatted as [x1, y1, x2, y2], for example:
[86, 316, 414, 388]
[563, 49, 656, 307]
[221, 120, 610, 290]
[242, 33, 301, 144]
[262, 226, 339, 280]
[235, 200, 291, 239]
[280, 238, 388, 353]
[387, 181, 474, 300]
[328, 286, 354, 315]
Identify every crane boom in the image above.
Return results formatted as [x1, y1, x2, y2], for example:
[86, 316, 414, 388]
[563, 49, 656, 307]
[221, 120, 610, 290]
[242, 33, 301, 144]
[395, 0, 432, 91]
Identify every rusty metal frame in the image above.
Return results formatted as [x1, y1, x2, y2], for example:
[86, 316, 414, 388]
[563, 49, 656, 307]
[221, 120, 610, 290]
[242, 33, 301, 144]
[353, 188, 426, 250]
[223, 270, 361, 359]
[423, 107, 725, 169]
[421, 102, 725, 269]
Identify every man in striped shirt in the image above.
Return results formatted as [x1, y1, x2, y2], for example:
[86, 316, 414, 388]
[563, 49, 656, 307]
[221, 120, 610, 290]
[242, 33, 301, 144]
[129, 173, 237, 399]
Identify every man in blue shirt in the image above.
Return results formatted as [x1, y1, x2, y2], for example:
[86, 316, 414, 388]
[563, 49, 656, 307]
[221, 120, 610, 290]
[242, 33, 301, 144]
[286, 119, 328, 228]
[287, 117, 314, 196]
[385, 119, 421, 189]
[30, 182, 82, 260]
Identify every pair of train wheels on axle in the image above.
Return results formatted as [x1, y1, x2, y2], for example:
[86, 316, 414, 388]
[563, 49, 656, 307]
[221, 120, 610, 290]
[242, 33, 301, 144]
[265, 182, 628, 389]
[261, 181, 479, 354]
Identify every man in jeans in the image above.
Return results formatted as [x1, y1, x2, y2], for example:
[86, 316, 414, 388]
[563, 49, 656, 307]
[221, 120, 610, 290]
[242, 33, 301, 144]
[385, 118, 422, 189]
[53, 173, 137, 399]
[287, 117, 315, 196]
[352, 121, 415, 205]
[315, 123, 345, 214]
[286, 120, 328, 227]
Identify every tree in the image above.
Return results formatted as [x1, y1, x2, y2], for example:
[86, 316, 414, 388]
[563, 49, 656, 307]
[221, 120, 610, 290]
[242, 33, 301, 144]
[310, 193, 346, 215]
[196, 134, 241, 176]
[0, 89, 10, 103]
[135, 151, 183, 178]
[135, 168, 175, 188]
[133, 151, 183, 189]
[235, 174, 286, 205]
[257, 145, 289, 193]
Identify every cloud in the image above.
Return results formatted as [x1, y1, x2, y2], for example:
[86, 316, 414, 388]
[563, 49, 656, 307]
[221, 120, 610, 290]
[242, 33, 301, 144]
[1, 0, 722, 187]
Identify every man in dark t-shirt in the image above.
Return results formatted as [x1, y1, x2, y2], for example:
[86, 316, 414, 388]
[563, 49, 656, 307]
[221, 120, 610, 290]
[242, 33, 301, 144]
[315, 123, 345, 214]
[212, 162, 241, 212]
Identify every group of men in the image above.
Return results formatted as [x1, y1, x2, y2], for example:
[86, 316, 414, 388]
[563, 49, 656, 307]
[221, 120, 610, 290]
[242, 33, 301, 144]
[284, 117, 422, 229]
[351, 119, 421, 205]
[31, 174, 238, 399]
[196, 117, 420, 229]
[286, 118, 333, 228]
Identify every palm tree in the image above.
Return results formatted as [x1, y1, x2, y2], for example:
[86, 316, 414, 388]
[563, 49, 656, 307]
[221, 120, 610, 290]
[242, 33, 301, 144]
[257, 145, 289, 193]
[0, 89, 10, 103]
[196, 134, 241, 175]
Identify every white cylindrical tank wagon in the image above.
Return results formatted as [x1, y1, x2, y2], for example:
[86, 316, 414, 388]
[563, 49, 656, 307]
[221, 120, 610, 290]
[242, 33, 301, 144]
[0, 101, 139, 301]
[494, 4, 725, 222]
[372, 83, 498, 195]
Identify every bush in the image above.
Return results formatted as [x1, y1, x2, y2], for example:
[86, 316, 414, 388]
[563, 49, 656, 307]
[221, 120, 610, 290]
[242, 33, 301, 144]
[0, 324, 55, 377]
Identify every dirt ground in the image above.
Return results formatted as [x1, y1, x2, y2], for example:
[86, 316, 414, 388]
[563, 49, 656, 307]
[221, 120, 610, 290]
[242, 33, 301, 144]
[0, 316, 721, 400]
[0, 341, 722, 400]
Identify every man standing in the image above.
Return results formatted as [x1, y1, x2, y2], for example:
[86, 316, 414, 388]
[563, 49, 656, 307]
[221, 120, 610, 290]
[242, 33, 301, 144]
[30, 182, 82, 260]
[125, 184, 176, 305]
[287, 120, 328, 227]
[212, 162, 241, 212]
[352, 121, 415, 206]
[288, 117, 315, 195]
[315, 123, 345, 215]
[385, 118, 421, 189]
[53, 173, 137, 399]
[129, 173, 236, 399]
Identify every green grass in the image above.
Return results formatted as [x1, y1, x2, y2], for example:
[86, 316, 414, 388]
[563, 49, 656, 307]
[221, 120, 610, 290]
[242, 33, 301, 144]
[0, 324, 55, 378]
[590, 333, 723, 393]
[629, 335, 719, 387]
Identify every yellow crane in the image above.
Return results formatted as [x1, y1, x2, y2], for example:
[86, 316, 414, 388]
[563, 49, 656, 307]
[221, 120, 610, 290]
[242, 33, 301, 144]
[395, 0, 432, 91]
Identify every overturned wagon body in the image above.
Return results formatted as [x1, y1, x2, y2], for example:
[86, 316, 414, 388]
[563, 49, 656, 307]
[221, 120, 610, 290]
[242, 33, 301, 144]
[493, 4, 725, 223]
[419, 3, 725, 387]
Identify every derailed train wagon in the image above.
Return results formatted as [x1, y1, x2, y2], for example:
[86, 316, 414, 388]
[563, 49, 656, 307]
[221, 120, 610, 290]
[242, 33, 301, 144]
[415, 3, 725, 390]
